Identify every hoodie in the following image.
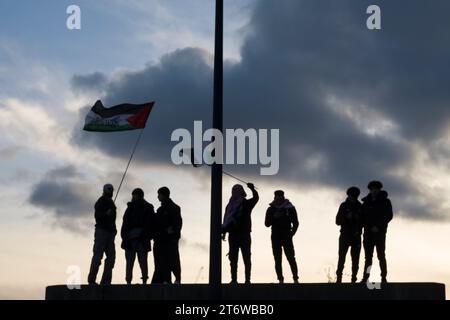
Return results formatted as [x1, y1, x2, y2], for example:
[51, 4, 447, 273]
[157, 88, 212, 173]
[265, 199, 299, 237]
[361, 190, 393, 234]
[336, 197, 363, 237]
[120, 198, 155, 251]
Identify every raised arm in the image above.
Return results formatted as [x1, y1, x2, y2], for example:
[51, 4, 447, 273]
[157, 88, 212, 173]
[246, 183, 259, 209]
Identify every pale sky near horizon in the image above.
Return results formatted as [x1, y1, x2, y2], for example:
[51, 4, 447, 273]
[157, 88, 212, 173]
[1, 0, 450, 300]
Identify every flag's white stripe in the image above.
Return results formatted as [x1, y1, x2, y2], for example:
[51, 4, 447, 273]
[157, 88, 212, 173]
[85, 111, 133, 127]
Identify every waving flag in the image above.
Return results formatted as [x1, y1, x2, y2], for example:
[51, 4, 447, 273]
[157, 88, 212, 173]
[83, 100, 155, 132]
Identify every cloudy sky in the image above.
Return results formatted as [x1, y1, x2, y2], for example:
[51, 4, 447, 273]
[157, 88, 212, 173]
[1, 0, 450, 299]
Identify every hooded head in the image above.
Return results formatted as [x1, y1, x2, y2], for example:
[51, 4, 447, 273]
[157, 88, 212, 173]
[103, 183, 114, 198]
[231, 184, 247, 199]
[132, 188, 144, 202]
[273, 190, 285, 204]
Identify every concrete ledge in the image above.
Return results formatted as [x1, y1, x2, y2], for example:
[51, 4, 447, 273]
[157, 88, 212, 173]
[45, 283, 446, 300]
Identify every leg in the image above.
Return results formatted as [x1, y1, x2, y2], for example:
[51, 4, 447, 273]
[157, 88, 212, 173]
[271, 236, 283, 282]
[136, 242, 149, 284]
[100, 233, 116, 285]
[362, 235, 375, 281]
[87, 229, 105, 284]
[336, 235, 350, 281]
[154, 242, 171, 284]
[350, 236, 362, 282]
[283, 236, 299, 282]
[228, 234, 239, 283]
[151, 241, 163, 284]
[125, 245, 136, 284]
[241, 234, 252, 283]
[376, 233, 387, 280]
[170, 239, 181, 283]
[161, 243, 172, 284]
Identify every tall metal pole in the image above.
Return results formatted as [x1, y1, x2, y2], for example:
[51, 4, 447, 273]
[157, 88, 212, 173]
[209, 0, 223, 297]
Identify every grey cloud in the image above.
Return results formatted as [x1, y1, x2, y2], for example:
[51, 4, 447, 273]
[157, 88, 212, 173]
[27, 163, 156, 232]
[29, 180, 94, 217]
[71, 1, 450, 220]
[71, 72, 108, 94]
[29, 165, 96, 233]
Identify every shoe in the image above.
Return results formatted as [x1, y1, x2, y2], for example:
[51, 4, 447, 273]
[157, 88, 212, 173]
[293, 279, 299, 284]
[174, 280, 181, 284]
[381, 277, 387, 283]
[336, 277, 342, 284]
[245, 280, 251, 284]
[351, 276, 357, 283]
[279, 279, 284, 284]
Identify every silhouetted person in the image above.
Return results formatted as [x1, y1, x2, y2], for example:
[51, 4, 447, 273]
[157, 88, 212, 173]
[335, 186, 363, 283]
[87, 184, 117, 285]
[222, 183, 259, 284]
[121, 188, 155, 284]
[151, 187, 182, 284]
[265, 190, 299, 284]
[361, 181, 393, 283]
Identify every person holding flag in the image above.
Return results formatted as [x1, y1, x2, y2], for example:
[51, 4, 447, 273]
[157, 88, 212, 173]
[222, 183, 259, 284]
[87, 184, 117, 285]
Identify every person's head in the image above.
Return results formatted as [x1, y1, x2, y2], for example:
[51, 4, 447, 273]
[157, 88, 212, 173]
[368, 180, 383, 197]
[157, 186, 170, 203]
[231, 184, 246, 199]
[346, 186, 360, 201]
[103, 184, 114, 198]
[274, 190, 285, 202]
[132, 188, 144, 202]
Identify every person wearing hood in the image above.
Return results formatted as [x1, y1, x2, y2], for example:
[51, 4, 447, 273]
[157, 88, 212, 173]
[121, 188, 155, 284]
[335, 186, 363, 283]
[222, 183, 259, 284]
[152, 187, 182, 284]
[265, 190, 299, 284]
[88, 184, 117, 285]
[361, 181, 393, 283]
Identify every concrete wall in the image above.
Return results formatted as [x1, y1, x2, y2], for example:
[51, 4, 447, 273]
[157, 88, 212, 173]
[46, 283, 446, 300]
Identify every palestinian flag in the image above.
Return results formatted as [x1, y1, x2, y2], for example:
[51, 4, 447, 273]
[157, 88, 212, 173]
[83, 100, 155, 132]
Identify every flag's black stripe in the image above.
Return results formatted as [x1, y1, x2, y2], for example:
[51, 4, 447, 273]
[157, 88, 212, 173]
[91, 101, 152, 118]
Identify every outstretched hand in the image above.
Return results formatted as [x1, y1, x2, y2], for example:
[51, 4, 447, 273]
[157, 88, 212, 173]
[247, 183, 255, 190]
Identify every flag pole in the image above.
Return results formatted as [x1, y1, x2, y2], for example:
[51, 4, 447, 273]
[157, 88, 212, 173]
[210, 0, 223, 298]
[114, 128, 145, 202]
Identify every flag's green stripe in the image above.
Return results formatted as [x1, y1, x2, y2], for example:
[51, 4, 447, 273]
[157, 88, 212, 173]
[83, 123, 136, 132]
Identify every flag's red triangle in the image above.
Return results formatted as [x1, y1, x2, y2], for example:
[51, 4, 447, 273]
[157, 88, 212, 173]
[127, 102, 154, 128]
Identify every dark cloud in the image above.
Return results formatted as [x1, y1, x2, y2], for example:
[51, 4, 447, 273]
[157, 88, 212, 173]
[27, 164, 155, 233]
[71, 72, 108, 94]
[29, 165, 96, 233]
[71, 1, 450, 220]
